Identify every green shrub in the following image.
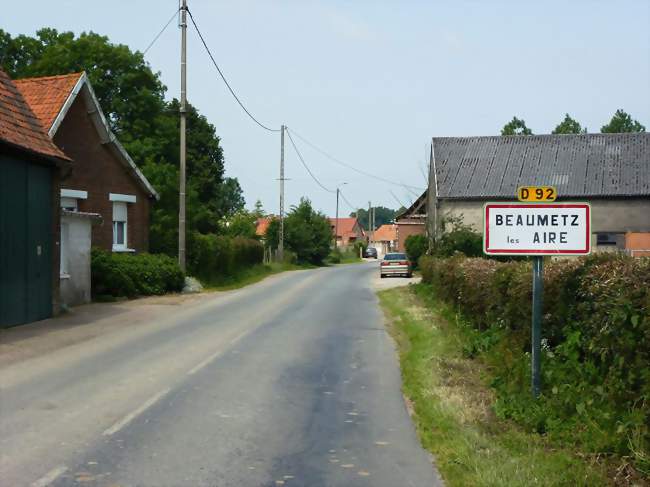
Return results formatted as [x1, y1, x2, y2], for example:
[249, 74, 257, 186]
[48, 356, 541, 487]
[91, 248, 185, 298]
[419, 253, 650, 468]
[405, 234, 427, 268]
[188, 233, 263, 282]
[434, 216, 483, 257]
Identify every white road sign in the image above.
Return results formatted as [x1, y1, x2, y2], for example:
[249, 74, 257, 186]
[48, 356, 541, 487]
[483, 203, 591, 255]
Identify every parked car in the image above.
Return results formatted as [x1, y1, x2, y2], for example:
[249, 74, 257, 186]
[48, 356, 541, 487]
[380, 252, 412, 278]
[364, 246, 378, 258]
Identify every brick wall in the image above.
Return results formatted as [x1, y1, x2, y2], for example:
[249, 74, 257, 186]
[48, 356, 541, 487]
[396, 220, 426, 252]
[53, 96, 151, 252]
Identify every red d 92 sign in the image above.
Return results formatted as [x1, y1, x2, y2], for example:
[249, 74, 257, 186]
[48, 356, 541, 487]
[483, 203, 591, 255]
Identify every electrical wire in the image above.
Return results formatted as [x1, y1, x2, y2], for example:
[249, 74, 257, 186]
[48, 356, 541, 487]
[286, 127, 425, 192]
[339, 190, 359, 212]
[142, 9, 179, 55]
[187, 8, 280, 132]
[286, 129, 335, 193]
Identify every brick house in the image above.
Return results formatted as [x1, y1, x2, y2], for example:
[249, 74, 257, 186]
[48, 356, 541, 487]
[395, 192, 426, 252]
[329, 217, 366, 247]
[369, 224, 398, 256]
[15, 72, 158, 253]
[0, 70, 71, 327]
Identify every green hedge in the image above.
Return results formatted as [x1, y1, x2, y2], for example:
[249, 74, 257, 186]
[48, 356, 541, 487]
[91, 248, 185, 298]
[420, 253, 650, 470]
[188, 233, 263, 282]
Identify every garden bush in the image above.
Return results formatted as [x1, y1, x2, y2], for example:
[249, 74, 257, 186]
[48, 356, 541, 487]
[404, 234, 427, 268]
[420, 253, 650, 471]
[91, 248, 185, 298]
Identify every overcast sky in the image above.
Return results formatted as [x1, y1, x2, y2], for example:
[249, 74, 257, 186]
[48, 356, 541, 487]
[6, 0, 650, 217]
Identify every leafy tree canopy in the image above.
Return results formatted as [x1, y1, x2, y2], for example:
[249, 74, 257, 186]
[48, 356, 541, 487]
[600, 109, 646, 133]
[501, 116, 533, 135]
[266, 198, 332, 265]
[351, 206, 400, 230]
[552, 114, 586, 134]
[0, 28, 245, 257]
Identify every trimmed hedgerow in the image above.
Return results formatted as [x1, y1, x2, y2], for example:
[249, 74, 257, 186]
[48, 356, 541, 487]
[91, 248, 185, 298]
[188, 233, 263, 283]
[419, 253, 650, 472]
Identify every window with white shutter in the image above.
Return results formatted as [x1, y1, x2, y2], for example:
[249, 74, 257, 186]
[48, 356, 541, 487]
[112, 201, 128, 251]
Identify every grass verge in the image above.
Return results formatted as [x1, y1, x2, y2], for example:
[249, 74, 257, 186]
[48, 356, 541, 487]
[378, 284, 611, 487]
[203, 262, 312, 291]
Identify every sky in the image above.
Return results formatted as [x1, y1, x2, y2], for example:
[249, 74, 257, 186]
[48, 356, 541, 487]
[5, 0, 650, 217]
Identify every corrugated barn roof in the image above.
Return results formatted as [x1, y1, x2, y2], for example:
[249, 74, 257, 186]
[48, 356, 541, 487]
[432, 133, 650, 199]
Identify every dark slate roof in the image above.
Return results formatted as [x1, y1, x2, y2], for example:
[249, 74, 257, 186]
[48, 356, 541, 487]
[432, 133, 650, 199]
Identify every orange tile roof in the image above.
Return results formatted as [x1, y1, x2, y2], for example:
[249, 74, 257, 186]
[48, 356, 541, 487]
[0, 70, 69, 161]
[14, 73, 82, 131]
[329, 217, 364, 238]
[256, 217, 272, 236]
[373, 224, 397, 242]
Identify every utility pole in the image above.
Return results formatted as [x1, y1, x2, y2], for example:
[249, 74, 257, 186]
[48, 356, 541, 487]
[334, 188, 340, 249]
[368, 201, 372, 244]
[278, 125, 285, 261]
[178, 0, 188, 271]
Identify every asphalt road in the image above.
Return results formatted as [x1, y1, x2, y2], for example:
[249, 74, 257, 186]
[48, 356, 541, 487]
[0, 263, 441, 487]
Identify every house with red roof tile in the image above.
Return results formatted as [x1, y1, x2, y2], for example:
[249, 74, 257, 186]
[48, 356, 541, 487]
[0, 69, 71, 327]
[329, 217, 366, 248]
[15, 72, 158, 254]
[370, 224, 398, 256]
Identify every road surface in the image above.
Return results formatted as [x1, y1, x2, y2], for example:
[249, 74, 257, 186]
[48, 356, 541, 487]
[0, 263, 441, 487]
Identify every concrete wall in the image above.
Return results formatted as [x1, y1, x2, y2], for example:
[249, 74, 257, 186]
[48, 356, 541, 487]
[433, 198, 650, 251]
[60, 214, 93, 306]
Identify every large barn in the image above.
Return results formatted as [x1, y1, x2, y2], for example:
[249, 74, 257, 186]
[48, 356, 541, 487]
[425, 133, 650, 255]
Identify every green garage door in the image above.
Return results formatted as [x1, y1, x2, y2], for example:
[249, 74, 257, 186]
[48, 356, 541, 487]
[0, 155, 53, 327]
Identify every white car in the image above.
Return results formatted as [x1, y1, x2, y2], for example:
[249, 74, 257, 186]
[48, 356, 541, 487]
[380, 253, 413, 278]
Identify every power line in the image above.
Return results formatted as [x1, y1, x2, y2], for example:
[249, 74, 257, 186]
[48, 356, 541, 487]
[389, 190, 406, 208]
[287, 128, 425, 192]
[142, 8, 179, 55]
[339, 190, 359, 213]
[285, 128, 335, 194]
[186, 8, 280, 132]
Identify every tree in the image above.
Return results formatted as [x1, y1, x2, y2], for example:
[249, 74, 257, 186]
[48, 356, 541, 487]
[501, 117, 533, 135]
[351, 206, 399, 229]
[1, 28, 246, 257]
[552, 114, 586, 134]
[252, 199, 265, 218]
[266, 198, 332, 265]
[600, 109, 646, 133]
[225, 211, 258, 240]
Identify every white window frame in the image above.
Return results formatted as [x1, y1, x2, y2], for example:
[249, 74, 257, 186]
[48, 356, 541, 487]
[61, 189, 88, 199]
[109, 193, 137, 203]
[112, 201, 130, 252]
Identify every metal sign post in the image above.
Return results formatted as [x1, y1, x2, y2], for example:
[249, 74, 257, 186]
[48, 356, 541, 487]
[531, 256, 543, 398]
[483, 189, 591, 398]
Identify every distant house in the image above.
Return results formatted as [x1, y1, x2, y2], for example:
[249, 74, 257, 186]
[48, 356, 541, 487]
[395, 192, 426, 252]
[329, 217, 366, 247]
[425, 134, 650, 254]
[370, 224, 398, 255]
[0, 69, 71, 327]
[15, 72, 158, 254]
[255, 216, 273, 238]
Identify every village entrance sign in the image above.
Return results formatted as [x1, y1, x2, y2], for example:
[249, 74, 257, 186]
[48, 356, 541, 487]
[483, 189, 591, 397]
